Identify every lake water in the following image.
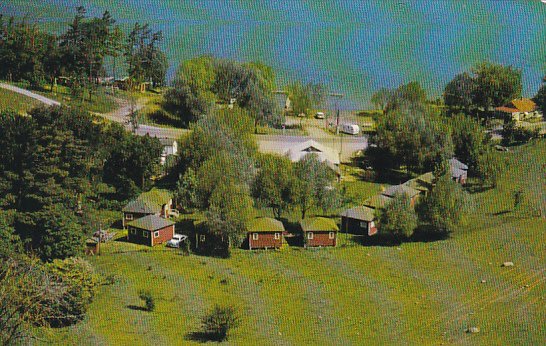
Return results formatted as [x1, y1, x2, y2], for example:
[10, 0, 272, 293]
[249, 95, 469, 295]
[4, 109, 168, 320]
[3, 0, 546, 109]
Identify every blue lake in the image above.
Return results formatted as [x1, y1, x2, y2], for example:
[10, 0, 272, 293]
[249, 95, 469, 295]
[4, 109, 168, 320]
[3, 0, 545, 109]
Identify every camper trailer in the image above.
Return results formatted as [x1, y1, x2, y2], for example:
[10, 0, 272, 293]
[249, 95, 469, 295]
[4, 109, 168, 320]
[340, 124, 360, 135]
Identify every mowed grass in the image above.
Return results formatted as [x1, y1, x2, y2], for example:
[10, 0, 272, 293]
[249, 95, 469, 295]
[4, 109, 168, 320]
[41, 141, 545, 345]
[0, 88, 42, 113]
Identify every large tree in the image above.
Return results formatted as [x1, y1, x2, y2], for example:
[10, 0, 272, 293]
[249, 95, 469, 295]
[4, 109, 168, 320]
[472, 62, 522, 110]
[293, 154, 336, 219]
[378, 193, 418, 241]
[450, 113, 490, 171]
[443, 72, 476, 112]
[285, 81, 326, 117]
[253, 154, 295, 219]
[533, 76, 546, 114]
[417, 173, 467, 235]
[369, 105, 454, 174]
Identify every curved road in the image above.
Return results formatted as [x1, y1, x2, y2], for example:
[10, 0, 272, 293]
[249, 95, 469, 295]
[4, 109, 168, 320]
[1, 83, 368, 161]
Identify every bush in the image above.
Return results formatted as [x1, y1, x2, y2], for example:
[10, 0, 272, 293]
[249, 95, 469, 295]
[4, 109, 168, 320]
[200, 305, 239, 341]
[138, 290, 155, 312]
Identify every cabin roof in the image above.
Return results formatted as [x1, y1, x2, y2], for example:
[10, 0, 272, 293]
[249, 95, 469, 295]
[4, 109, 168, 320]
[248, 217, 285, 233]
[126, 215, 175, 231]
[300, 217, 339, 232]
[341, 206, 375, 222]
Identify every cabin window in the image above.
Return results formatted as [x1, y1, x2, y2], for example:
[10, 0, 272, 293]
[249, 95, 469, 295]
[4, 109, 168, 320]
[274, 233, 280, 240]
[329, 232, 335, 239]
[129, 228, 136, 235]
[154, 231, 159, 238]
[126, 213, 133, 220]
[359, 221, 367, 228]
[252, 233, 259, 240]
[200, 234, 206, 242]
[307, 232, 314, 240]
[143, 231, 149, 238]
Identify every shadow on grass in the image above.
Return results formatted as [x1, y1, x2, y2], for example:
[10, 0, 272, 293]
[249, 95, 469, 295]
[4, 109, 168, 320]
[185, 332, 223, 343]
[126, 305, 148, 312]
[492, 210, 511, 216]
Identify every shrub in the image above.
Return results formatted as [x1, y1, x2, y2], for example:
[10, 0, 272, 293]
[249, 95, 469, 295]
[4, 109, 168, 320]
[200, 305, 239, 341]
[138, 290, 155, 312]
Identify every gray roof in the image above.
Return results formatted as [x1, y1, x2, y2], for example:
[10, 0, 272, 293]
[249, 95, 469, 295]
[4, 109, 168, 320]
[122, 199, 156, 214]
[341, 206, 375, 222]
[382, 184, 420, 198]
[449, 158, 468, 171]
[159, 138, 176, 146]
[451, 167, 468, 179]
[126, 215, 175, 231]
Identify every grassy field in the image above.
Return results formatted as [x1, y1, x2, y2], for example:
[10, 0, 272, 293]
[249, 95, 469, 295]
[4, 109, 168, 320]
[0, 88, 42, 113]
[40, 141, 545, 345]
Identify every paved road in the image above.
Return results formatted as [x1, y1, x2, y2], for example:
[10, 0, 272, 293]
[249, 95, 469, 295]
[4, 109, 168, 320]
[0, 83, 368, 160]
[0, 82, 61, 106]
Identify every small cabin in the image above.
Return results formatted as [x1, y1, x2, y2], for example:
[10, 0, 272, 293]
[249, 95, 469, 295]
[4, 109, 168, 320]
[381, 184, 420, 207]
[247, 217, 285, 250]
[449, 158, 468, 185]
[126, 215, 175, 247]
[340, 206, 377, 236]
[159, 138, 178, 165]
[122, 189, 173, 228]
[300, 217, 339, 248]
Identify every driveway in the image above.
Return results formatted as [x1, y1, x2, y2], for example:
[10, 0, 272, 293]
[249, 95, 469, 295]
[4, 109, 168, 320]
[0, 83, 61, 106]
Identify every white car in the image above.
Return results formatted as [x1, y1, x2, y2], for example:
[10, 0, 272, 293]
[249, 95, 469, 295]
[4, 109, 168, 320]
[166, 234, 188, 248]
[315, 112, 325, 119]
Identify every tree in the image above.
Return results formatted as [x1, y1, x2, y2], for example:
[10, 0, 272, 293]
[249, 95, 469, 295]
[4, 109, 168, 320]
[475, 150, 502, 188]
[378, 193, 417, 241]
[472, 62, 522, 111]
[200, 305, 240, 342]
[370, 88, 392, 111]
[450, 113, 490, 171]
[293, 154, 336, 219]
[0, 211, 22, 256]
[285, 82, 308, 116]
[369, 106, 454, 174]
[38, 205, 84, 261]
[532, 77, 545, 114]
[45, 257, 99, 326]
[253, 154, 295, 219]
[443, 72, 476, 112]
[501, 119, 540, 146]
[125, 23, 167, 86]
[138, 290, 155, 312]
[205, 181, 253, 248]
[418, 173, 467, 235]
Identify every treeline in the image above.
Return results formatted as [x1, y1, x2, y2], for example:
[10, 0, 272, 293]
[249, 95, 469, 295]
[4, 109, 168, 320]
[0, 107, 162, 261]
[164, 56, 280, 129]
[170, 107, 338, 256]
[0, 7, 167, 96]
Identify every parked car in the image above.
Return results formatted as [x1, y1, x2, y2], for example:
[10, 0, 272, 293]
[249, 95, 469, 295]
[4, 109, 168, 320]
[169, 209, 180, 218]
[315, 112, 325, 119]
[166, 234, 188, 248]
[340, 123, 360, 135]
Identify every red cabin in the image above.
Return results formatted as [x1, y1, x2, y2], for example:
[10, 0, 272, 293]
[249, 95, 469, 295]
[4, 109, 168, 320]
[126, 215, 175, 247]
[300, 217, 339, 248]
[247, 217, 285, 250]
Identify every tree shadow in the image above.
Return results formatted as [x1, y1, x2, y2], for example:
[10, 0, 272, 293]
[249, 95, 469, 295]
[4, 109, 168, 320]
[126, 305, 148, 312]
[464, 183, 494, 194]
[357, 234, 401, 247]
[492, 210, 511, 216]
[185, 331, 222, 343]
[409, 228, 450, 243]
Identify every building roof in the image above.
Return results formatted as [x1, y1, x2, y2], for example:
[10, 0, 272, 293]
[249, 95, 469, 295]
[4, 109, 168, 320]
[248, 217, 285, 233]
[364, 194, 392, 209]
[382, 184, 420, 198]
[403, 178, 430, 193]
[495, 98, 537, 113]
[159, 138, 176, 147]
[285, 140, 340, 165]
[126, 214, 175, 231]
[417, 172, 435, 185]
[451, 167, 467, 179]
[340, 206, 375, 222]
[122, 189, 172, 213]
[449, 158, 468, 171]
[300, 217, 339, 232]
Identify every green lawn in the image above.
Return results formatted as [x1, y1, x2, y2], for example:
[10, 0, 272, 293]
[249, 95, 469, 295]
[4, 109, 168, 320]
[40, 141, 546, 344]
[0, 88, 42, 113]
